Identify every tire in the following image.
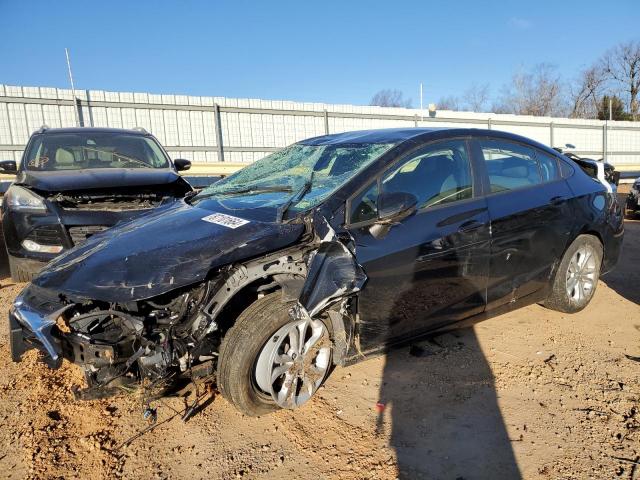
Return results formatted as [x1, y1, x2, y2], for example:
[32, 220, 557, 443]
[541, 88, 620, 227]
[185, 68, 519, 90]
[8, 253, 41, 282]
[544, 234, 603, 314]
[217, 291, 332, 416]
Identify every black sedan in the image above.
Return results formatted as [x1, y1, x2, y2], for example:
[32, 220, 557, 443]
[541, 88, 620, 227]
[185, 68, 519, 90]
[1, 127, 192, 281]
[8, 128, 623, 416]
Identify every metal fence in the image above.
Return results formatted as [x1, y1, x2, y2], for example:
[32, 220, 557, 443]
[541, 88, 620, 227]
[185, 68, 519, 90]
[2, 84, 640, 167]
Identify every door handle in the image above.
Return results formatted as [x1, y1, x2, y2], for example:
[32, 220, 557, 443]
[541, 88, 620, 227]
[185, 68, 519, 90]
[458, 219, 483, 234]
[550, 196, 567, 206]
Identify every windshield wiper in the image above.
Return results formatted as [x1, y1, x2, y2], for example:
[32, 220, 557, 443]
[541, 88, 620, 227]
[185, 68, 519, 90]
[276, 172, 314, 223]
[81, 147, 153, 168]
[193, 185, 293, 202]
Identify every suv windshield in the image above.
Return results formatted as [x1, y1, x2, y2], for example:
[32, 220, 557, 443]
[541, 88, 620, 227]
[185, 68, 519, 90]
[192, 142, 395, 215]
[23, 133, 170, 171]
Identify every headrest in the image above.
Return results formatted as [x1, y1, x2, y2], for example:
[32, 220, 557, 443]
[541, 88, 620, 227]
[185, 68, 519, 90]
[55, 148, 75, 166]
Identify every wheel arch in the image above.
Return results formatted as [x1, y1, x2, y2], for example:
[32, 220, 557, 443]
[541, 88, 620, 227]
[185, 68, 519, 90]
[204, 252, 308, 334]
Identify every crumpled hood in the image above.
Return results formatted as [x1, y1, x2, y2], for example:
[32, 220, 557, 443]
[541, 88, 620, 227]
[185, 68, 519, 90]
[16, 168, 181, 192]
[32, 200, 305, 302]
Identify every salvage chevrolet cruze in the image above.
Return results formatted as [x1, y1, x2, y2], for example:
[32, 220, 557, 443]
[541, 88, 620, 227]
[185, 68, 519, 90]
[9, 128, 623, 416]
[1, 127, 192, 281]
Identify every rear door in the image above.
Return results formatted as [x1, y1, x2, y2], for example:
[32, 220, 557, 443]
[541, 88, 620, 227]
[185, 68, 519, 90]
[346, 138, 491, 352]
[473, 138, 574, 310]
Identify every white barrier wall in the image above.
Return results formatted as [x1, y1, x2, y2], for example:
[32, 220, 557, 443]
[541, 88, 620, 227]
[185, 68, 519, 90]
[1, 84, 640, 167]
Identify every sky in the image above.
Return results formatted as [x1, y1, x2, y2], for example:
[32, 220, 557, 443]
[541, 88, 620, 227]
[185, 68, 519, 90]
[0, 0, 638, 107]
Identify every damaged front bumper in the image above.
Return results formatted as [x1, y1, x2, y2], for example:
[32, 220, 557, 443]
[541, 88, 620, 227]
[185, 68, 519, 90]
[9, 289, 70, 368]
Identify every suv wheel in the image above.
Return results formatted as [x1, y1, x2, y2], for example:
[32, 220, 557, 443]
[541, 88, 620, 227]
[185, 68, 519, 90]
[544, 234, 603, 313]
[217, 291, 333, 416]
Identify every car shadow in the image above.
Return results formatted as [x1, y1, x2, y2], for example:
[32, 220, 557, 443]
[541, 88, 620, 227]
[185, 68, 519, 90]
[368, 244, 521, 478]
[376, 328, 521, 479]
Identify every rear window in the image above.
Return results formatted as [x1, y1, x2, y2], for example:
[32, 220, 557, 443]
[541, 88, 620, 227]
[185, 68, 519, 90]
[23, 133, 169, 171]
[535, 151, 561, 182]
[479, 139, 541, 192]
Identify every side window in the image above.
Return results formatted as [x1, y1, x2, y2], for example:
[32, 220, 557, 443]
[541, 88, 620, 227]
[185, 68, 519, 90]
[381, 139, 473, 210]
[350, 182, 378, 224]
[558, 158, 575, 178]
[535, 151, 560, 182]
[480, 139, 541, 192]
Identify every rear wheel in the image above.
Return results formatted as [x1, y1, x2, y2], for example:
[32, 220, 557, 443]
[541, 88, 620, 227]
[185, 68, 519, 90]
[217, 291, 333, 416]
[544, 234, 603, 313]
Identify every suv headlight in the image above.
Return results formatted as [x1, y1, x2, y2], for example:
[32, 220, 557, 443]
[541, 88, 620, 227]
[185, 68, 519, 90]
[5, 185, 47, 212]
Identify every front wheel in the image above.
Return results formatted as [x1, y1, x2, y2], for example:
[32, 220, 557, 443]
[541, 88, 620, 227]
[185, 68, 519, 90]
[544, 234, 603, 313]
[217, 291, 333, 416]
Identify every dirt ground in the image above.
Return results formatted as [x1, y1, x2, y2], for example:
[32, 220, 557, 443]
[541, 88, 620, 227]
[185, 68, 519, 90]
[0, 193, 638, 480]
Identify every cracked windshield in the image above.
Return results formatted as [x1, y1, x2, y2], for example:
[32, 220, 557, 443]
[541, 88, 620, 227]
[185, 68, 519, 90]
[192, 142, 395, 216]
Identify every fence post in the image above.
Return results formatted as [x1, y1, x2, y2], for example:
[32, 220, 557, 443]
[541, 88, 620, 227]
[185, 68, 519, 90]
[214, 103, 225, 162]
[602, 123, 607, 161]
[85, 89, 94, 127]
[549, 122, 554, 148]
[324, 110, 329, 135]
[414, 114, 418, 127]
[487, 118, 492, 130]
[75, 97, 85, 127]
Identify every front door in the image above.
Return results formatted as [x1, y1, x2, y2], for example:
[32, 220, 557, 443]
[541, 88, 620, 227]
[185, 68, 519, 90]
[346, 138, 491, 353]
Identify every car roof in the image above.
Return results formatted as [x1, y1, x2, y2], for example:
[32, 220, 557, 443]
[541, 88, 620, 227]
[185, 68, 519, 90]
[299, 127, 559, 155]
[33, 127, 149, 136]
[300, 128, 440, 145]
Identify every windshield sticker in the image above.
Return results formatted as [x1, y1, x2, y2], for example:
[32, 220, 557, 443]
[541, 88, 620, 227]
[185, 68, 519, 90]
[201, 213, 250, 229]
[28, 156, 49, 168]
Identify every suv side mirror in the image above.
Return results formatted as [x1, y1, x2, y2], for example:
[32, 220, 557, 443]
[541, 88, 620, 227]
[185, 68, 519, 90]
[0, 160, 17, 174]
[174, 158, 191, 172]
[370, 191, 418, 239]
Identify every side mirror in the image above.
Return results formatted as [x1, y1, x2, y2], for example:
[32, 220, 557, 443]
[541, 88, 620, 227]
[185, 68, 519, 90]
[0, 160, 17, 174]
[378, 191, 418, 221]
[612, 170, 621, 186]
[174, 158, 191, 172]
[370, 191, 418, 239]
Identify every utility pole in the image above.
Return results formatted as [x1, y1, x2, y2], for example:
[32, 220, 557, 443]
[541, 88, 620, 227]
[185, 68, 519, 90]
[609, 97, 612, 121]
[65, 48, 81, 127]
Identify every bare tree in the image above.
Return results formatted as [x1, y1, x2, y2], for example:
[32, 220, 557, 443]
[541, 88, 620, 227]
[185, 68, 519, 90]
[569, 65, 608, 119]
[437, 95, 461, 111]
[602, 40, 640, 120]
[462, 83, 490, 112]
[498, 63, 567, 116]
[370, 89, 412, 108]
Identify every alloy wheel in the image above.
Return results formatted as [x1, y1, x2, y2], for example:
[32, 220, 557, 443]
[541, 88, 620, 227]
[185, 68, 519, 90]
[254, 317, 331, 409]
[566, 245, 598, 304]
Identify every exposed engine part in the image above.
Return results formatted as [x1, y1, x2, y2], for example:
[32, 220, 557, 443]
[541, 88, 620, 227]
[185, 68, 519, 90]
[61, 281, 215, 398]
